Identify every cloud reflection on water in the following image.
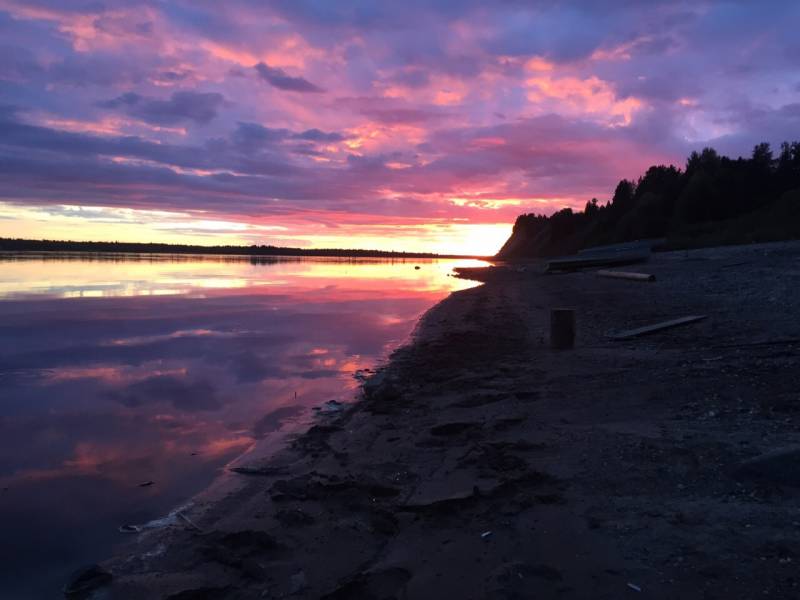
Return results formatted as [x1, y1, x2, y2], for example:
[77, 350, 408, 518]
[0, 254, 484, 597]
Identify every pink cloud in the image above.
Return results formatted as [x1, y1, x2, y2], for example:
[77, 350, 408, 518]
[1, 1, 798, 251]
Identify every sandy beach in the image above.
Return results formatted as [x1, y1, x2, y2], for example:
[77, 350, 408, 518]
[92, 241, 800, 600]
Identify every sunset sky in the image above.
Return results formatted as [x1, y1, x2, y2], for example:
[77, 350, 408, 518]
[1, 1, 799, 255]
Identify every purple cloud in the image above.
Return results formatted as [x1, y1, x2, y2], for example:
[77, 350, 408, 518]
[0, 0, 799, 251]
[294, 128, 345, 142]
[339, 97, 451, 125]
[389, 68, 431, 89]
[254, 62, 324, 93]
[98, 91, 225, 125]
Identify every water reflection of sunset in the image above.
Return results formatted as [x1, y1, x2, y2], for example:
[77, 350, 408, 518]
[0, 254, 486, 597]
[0, 254, 486, 299]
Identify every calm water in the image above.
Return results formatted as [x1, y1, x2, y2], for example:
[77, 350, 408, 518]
[0, 253, 483, 598]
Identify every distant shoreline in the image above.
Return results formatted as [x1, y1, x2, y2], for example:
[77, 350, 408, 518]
[0, 238, 485, 260]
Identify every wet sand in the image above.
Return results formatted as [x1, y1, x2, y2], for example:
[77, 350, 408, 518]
[96, 241, 800, 599]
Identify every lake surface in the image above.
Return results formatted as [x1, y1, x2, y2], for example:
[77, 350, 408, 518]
[0, 253, 484, 598]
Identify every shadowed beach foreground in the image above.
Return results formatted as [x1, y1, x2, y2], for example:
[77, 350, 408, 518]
[96, 241, 800, 599]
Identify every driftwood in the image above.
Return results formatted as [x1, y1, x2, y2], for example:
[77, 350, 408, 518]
[609, 315, 707, 340]
[596, 270, 655, 282]
[545, 251, 649, 273]
[176, 511, 203, 532]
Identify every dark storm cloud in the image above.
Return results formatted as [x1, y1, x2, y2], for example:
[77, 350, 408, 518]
[254, 62, 324, 93]
[230, 122, 292, 151]
[294, 128, 345, 142]
[226, 123, 344, 150]
[98, 91, 225, 125]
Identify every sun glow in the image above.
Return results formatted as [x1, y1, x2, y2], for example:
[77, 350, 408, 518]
[0, 202, 510, 257]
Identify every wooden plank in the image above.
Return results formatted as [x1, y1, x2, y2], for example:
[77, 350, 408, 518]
[609, 315, 707, 340]
[596, 270, 655, 282]
[546, 251, 649, 273]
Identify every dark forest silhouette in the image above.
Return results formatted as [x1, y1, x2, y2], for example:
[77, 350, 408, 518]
[0, 238, 477, 259]
[498, 141, 800, 258]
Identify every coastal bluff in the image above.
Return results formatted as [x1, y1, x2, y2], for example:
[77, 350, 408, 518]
[495, 143, 800, 261]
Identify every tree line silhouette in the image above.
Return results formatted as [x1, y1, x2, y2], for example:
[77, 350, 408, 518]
[497, 141, 800, 258]
[0, 238, 475, 259]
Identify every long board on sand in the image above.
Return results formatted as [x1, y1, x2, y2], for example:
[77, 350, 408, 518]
[546, 251, 649, 273]
[596, 270, 656, 282]
[609, 315, 707, 340]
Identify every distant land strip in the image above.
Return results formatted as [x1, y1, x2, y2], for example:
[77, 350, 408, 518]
[0, 238, 484, 260]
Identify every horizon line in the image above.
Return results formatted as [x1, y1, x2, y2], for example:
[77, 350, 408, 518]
[0, 237, 490, 260]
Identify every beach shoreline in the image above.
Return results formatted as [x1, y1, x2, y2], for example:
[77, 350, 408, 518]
[96, 241, 800, 600]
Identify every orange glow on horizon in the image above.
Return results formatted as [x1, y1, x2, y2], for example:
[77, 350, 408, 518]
[0, 202, 513, 256]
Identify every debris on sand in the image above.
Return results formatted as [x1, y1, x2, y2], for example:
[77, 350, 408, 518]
[176, 510, 203, 532]
[596, 270, 655, 282]
[608, 315, 706, 340]
[546, 250, 650, 273]
[627, 582, 643, 592]
[400, 486, 479, 512]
